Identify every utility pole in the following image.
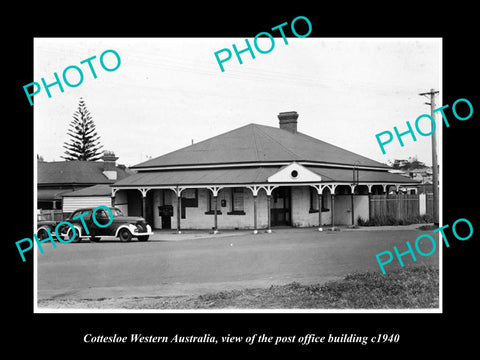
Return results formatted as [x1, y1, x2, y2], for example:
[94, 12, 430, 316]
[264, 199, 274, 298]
[419, 89, 439, 225]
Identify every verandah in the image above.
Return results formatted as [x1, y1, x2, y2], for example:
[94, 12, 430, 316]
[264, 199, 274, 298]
[111, 183, 412, 233]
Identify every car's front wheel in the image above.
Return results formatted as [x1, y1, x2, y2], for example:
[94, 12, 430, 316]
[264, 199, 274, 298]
[118, 228, 132, 242]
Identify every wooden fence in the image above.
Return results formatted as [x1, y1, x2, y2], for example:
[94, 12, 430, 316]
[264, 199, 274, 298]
[38, 209, 64, 221]
[370, 194, 420, 220]
[425, 193, 434, 218]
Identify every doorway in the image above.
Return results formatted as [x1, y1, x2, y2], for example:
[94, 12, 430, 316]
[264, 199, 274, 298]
[271, 187, 291, 226]
[158, 205, 173, 229]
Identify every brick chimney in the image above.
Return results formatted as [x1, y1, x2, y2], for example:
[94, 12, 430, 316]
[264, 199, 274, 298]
[102, 150, 119, 180]
[278, 111, 299, 133]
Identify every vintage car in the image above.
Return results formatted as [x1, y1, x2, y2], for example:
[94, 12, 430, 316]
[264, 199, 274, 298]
[37, 214, 58, 240]
[59, 207, 153, 243]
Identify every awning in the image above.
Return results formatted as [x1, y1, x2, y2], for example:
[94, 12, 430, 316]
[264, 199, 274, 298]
[113, 165, 417, 187]
[37, 188, 72, 201]
[61, 184, 113, 197]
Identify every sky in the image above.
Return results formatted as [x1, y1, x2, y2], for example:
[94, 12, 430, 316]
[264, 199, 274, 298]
[34, 37, 441, 168]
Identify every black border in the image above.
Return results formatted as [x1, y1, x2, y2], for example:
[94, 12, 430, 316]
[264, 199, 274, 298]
[6, 3, 479, 355]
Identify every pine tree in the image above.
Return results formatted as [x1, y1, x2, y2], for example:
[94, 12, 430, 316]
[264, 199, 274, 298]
[62, 98, 103, 161]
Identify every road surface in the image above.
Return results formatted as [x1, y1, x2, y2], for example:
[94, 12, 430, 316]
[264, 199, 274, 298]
[37, 227, 440, 301]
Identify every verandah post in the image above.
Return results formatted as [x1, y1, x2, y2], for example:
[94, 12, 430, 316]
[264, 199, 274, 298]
[247, 186, 260, 235]
[267, 194, 272, 233]
[351, 192, 355, 226]
[142, 195, 147, 219]
[176, 186, 181, 234]
[331, 193, 335, 229]
[368, 191, 372, 221]
[253, 195, 258, 234]
[317, 193, 322, 230]
[213, 195, 218, 234]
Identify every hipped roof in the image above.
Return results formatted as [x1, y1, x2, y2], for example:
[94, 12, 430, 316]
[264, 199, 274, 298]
[38, 160, 130, 185]
[132, 123, 389, 170]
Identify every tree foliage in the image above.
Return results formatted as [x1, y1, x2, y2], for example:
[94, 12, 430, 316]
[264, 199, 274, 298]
[62, 98, 103, 161]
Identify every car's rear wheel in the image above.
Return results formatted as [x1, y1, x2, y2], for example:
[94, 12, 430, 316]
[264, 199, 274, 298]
[67, 228, 81, 243]
[137, 235, 149, 242]
[118, 228, 132, 242]
[37, 228, 49, 240]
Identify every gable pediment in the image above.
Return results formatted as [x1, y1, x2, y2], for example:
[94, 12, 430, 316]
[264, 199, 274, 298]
[267, 162, 322, 183]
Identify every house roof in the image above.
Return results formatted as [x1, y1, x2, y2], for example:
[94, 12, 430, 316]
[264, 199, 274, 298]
[113, 166, 417, 187]
[37, 188, 74, 201]
[132, 123, 389, 170]
[37, 160, 130, 186]
[61, 184, 113, 197]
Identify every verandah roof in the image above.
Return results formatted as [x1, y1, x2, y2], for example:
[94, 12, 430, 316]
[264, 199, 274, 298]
[112, 166, 417, 188]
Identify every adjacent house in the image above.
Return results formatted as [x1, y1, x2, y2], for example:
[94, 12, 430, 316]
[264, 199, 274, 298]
[61, 184, 116, 214]
[112, 111, 419, 231]
[388, 162, 433, 195]
[37, 151, 130, 213]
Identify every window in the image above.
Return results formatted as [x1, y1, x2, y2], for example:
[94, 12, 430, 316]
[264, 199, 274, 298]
[181, 189, 198, 219]
[227, 187, 245, 215]
[309, 188, 328, 213]
[181, 189, 198, 207]
[94, 208, 111, 225]
[232, 187, 244, 211]
[205, 190, 222, 215]
[71, 209, 85, 219]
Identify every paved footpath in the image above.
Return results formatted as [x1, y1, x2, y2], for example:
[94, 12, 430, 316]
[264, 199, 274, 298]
[37, 226, 439, 301]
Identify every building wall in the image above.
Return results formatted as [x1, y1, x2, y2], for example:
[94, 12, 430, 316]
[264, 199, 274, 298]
[147, 187, 371, 230]
[117, 187, 371, 229]
[355, 195, 369, 223]
[114, 191, 128, 215]
[332, 194, 369, 225]
[62, 196, 112, 214]
[291, 186, 335, 227]
[289, 188, 369, 226]
[291, 186, 317, 227]
[152, 188, 270, 230]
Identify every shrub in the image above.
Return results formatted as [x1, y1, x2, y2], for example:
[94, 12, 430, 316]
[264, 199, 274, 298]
[357, 216, 369, 226]
[357, 214, 434, 226]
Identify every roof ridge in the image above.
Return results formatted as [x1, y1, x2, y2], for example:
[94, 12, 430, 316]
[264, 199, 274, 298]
[133, 123, 257, 168]
[251, 124, 261, 162]
[253, 124, 302, 159]
[295, 131, 388, 167]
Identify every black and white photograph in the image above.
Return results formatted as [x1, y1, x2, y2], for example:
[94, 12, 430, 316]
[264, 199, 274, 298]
[33, 37, 442, 312]
[6, 5, 478, 355]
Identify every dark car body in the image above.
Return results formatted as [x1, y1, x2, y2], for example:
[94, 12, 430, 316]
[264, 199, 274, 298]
[59, 207, 153, 242]
[37, 214, 58, 239]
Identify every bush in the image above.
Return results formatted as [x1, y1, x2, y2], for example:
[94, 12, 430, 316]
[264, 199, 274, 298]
[357, 216, 369, 226]
[357, 214, 433, 226]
